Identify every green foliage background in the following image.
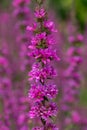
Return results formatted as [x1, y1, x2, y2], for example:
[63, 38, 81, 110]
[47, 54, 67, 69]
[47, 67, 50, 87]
[49, 0, 87, 30]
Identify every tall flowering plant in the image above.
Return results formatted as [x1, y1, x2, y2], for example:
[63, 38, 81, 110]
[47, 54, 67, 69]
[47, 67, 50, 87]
[13, 0, 30, 71]
[62, 34, 83, 129]
[27, 0, 59, 129]
[11, 1, 31, 129]
[0, 47, 12, 129]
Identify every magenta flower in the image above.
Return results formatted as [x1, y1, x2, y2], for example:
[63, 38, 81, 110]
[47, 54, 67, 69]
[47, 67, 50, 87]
[45, 84, 58, 99]
[29, 48, 59, 65]
[28, 85, 45, 102]
[28, 84, 58, 102]
[29, 102, 57, 121]
[27, 23, 38, 32]
[34, 8, 46, 19]
[28, 63, 57, 82]
[28, 32, 55, 50]
[44, 21, 57, 32]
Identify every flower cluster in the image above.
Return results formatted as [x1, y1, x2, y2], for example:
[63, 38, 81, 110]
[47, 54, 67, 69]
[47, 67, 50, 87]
[29, 84, 58, 102]
[27, 0, 59, 129]
[28, 63, 57, 83]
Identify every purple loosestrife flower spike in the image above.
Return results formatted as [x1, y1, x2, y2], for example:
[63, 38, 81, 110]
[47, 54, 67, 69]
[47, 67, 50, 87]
[0, 52, 13, 129]
[27, 0, 59, 129]
[13, 0, 30, 71]
[62, 33, 83, 129]
[12, 0, 31, 129]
